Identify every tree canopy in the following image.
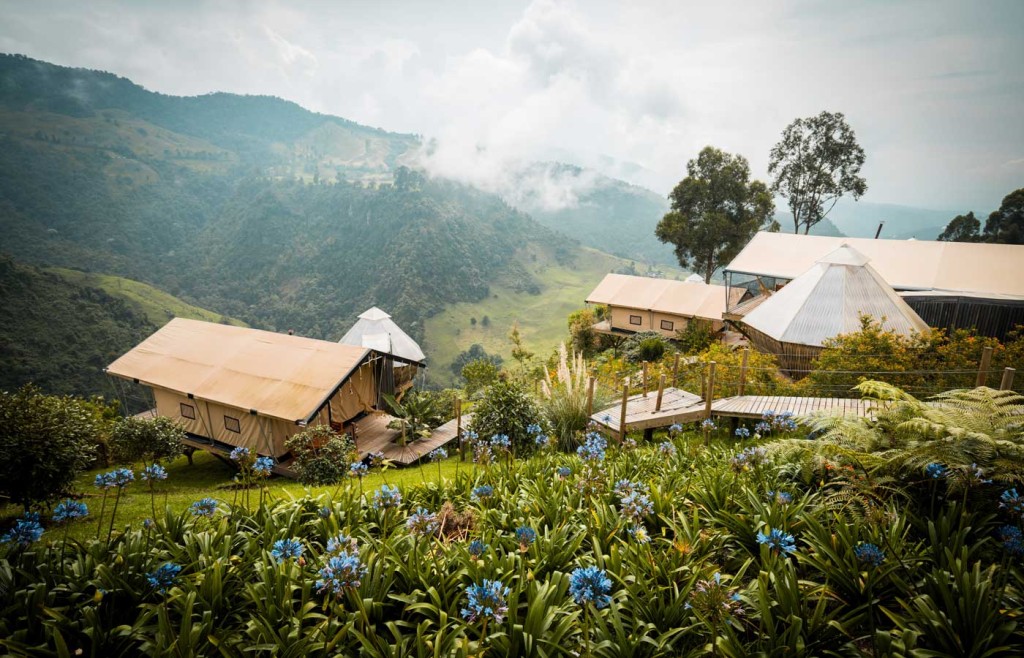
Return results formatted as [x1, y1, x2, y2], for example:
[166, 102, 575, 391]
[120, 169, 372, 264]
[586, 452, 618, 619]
[655, 146, 775, 283]
[768, 111, 867, 234]
[936, 188, 1024, 244]
[937, 211, 981, 242]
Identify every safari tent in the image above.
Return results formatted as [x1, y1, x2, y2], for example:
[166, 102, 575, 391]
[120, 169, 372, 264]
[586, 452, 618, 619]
[339, 307, 425, 393]
[106, 318, 390, 460]
[735, 244, 930, 372]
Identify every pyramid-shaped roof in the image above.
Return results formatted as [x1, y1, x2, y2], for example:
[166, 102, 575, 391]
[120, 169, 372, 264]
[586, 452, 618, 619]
[740, 244, 929, 347]
[339, 307, 426, 364]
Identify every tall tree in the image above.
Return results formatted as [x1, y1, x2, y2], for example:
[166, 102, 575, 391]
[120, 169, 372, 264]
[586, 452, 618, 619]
[768, 111, 867, 234]
[655, 146, 776, 284]
[937, 211, 981, 242]
[982, 188, 1024, 244]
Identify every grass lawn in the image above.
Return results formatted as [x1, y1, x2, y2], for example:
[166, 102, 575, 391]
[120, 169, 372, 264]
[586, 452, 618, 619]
[5, 451, 478, 543]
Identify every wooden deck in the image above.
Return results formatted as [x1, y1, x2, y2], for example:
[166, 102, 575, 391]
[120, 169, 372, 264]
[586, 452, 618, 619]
[590, 388, 885, 433]
[352, 412, 468, 465]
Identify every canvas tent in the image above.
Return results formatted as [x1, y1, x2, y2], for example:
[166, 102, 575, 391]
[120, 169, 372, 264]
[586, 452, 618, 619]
[106, 318, 386, 458]
[339, 307, 424, 394]
[736, 245, 930, 372]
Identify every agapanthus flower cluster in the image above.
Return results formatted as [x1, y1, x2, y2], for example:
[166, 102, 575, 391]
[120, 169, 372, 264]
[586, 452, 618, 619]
[95, 468, 134, 489]
[190, 498, 218, 517]
[701, 418, 717, 431]
[997, 525, 1024, 556]
[141, 464, 168, 481]
[526, 423, 542, 436]
[428, 447, 448, 461]
[1, 513, 44, 546]
[730, 446, 769, 472]
[756, 528, 797, 555]
[461, 579, 510, 623]
[754, 421, 772, 435]
[569, 566, 612, 609]
[270, 538, 305, 562]
[368, 451, 386, 467]
[967, 463, 992, 485]
[490, 434, 511, 450]
[317, 552, 367, 597]
[229, 446, 251, 462]
[372, 484, 402, 510]
[576, 433, 607, 462]
[471, 484, 494, 502]
[52, 499, 89, 523]
[472, 440, 494, 465]
[767, 490, 793, 505]
[349, 461, 368, 478]
[468, 539, 488, 559]
[556, 466, 571, 480]
[534, 433, 551, 448]
[253, 456, 275, 477]
[1000, 488, 1024, 515]
[734, 427, 751, 439]
[515, 525, 536, 550]
[925, 463, 947, 479]
[854, 542, 886, 567]
[613, 479, 645, 498]
[762, 410, 797, 432]
[326, 534, 359, 555]
[147, 562, 182, 592]
[688, 572, 743, 623]
[668, 423, 683, 435]
[628, 525, 650, 543]
[658, 441, 677, 457]
[318, 506, 332, 519]
[622, 436, 638, 449]
[406, 507, 439, 536]
[620, 491, 654, 522]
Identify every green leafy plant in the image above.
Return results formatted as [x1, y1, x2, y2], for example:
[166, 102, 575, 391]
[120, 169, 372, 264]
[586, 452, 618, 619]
[284, 425, 356, 485]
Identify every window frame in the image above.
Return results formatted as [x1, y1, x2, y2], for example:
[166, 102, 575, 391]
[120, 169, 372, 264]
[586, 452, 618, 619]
[224, 415, 241, 433]
[179, 402, 196, 420]
[660, 319, 675, 331]
[628, 314, 643, 326]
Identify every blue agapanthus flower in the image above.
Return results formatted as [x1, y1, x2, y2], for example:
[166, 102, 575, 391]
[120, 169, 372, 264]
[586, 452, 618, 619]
[318, 506, 332, 519]
[147, 563, 182, 592]
[1, 514, 44, 546]
[326, 534, 358, 555]
[658, 441, 677, 457]
[190, 498, 217, 517]
[731, 446, 769, 472]
[143, 518, 155, 529]
[968, 463, 992, 485]
[368, 451, 386, 467]
[53, 499, 89, 523]
[95, 468, 134, 489]
[854, 542, 886, 566]
[1000, 488, 1024, 515]
[620, 492, 654, 521]
[468, 539, 488, 558]
[406, 507, 439, 536]
[614, 479, 644, 498]
[372, 484, 402, 510]
[756, 528, 797, 555]
[271, 538, 304, 562]
[569, 566, 612, 609]
[925, 463, 947, 479]
[141, 464, 168, 481]
[701, 418, 717, 431]
[997, 525, 1024, 556]
[461, 579, 510, 623]
[735, 427, 751, 439]
[534, 433, 550, 448]
[577, 433, 607, 462]
[471, 485, 494, 502]
[515, 525, 536, 548]
[768, 491, 793, 505]
[526, 423, 542, 436]
[429, 447, 448, 461]
[93, 472, 113, 489]
[490, 434, 511, 449]
[253, 456, 275, 477]
[754, 421, 772, 434]
[229, 446, 250, 462]
[556, 466, 571, 480]
[316, 551, 367, 597]
[349, 461, 368, 478]
[628, 525, 650, 543]
[668, 423, 683, 434]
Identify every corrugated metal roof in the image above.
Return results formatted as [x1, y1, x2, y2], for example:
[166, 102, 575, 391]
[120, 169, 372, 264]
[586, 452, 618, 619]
[585, 273, 728, 321]
[338, 307, 426, 364]
[107, 318, 371, 422]
[726, 232, 1024, 299]
[740, 245, 930, 346]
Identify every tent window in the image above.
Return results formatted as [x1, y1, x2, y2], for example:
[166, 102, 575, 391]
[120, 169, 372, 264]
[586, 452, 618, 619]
[180, 403, 196, 420]
[660, 319, 674, 331]
[629, 314, 642, 326]
[224, 415, 241, 433]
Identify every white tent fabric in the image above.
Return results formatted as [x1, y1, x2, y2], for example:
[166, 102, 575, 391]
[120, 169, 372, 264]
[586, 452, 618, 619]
[740, 245, 930, 347]
[339, 307, 426, 364]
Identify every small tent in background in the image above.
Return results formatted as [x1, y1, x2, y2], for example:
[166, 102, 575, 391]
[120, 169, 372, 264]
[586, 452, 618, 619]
[339, 307, 425, 395]
[736, 244, 930, 374]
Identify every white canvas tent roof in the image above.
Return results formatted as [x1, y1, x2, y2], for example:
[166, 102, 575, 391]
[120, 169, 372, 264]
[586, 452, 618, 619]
[740, 245, 930, 347]
[338, 307, 426, 365]
[726, 232, 1024, 299]
[107, 318, 371, 422]
[585, 273, 729, 321]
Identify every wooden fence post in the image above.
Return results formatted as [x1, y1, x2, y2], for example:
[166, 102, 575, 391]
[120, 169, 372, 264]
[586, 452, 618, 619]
[738, 347, 750, 396]
[655, 375, 666, 412]
[619, 384, 629, 443]
[586, 376, 596, 417]
[672, 353, 681, 386]
[642, 362, 649, 397]
[977, 346, 993, 387]
[455, 398, 463, 461]
[704, 361, 716, 419]
[1000, 367, 1016, 391]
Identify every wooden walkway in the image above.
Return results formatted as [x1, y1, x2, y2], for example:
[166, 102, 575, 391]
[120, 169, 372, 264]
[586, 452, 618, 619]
[352, 413, 468, 465]
[590, 388, 885, 433]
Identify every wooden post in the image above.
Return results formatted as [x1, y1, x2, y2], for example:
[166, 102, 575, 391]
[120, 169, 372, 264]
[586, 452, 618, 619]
[1000, 367, 1016, 391]
[704, 361, 716, 419]
[977, 346, 994, 387]
[655, 375, 666, 412]
[700, 370, 706, 400]
[455, 398, 463, 461]
[619, 383, 629, 443]
[672, 353, 681, 386]
[586, 376, 596, 417]
[738, 348, 750, 396]
[642, 362, 649, 397]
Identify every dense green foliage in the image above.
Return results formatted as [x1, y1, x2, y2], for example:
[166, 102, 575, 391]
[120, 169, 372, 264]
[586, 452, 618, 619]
[109, 416, 186, 466]
[284, 426, 356, 486]
[938, 188, 1024, 244]
[0, 386, 114, 507]
[622, 331, 671, 364]
[468, 380, 543, 456]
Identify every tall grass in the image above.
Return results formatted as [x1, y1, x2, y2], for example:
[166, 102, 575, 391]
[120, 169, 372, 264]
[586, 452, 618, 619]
[540, 344, 595, 451]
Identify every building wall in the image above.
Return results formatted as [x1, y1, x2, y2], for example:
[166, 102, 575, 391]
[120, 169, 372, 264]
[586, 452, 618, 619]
[608, 305, 720, 338]
[904, 296, 1024, 341]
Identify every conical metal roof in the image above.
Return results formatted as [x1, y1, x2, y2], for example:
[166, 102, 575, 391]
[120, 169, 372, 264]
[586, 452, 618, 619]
[741, 245, 929, 347]
[339, 307, 426, 364]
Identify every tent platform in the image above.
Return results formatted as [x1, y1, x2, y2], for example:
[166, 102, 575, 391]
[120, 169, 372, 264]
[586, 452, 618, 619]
[590, 390, 886, 434]
[351, 412, 468, 465]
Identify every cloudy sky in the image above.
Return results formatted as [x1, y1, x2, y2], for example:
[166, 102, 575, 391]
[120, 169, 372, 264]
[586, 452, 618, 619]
[1, 0, 1021, 211]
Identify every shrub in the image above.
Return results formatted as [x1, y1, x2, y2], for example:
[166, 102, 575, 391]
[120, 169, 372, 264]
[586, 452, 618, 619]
[461, 360, 499, 396]
[675, 318, 716, 354]
[623, 331, 670, 363]
[468, 380, 543, 456]
[0, 385, 107, 507]
[284, 425, 356, 486]
[109, 416, 186, 465]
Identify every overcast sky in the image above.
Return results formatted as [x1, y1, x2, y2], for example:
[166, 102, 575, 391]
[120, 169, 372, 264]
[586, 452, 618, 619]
[2, 0, 1022, 211]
